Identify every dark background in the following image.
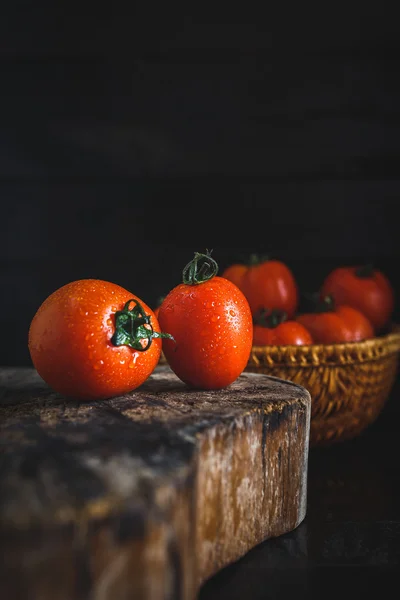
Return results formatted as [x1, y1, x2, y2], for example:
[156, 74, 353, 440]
[1, 4, 399, 367]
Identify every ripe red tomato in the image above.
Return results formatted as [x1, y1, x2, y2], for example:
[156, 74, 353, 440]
[253, 309, 313, 345]
[28, 279, 171, 400]
[296, 295, 374, 343]
[320, 264, 394, 333]
[222, 256, 299, 319]
[158, 251, 253, 389]
[220, 263, 248, 292]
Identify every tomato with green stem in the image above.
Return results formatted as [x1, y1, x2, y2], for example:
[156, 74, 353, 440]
[296, 294, 374, 344]
[253, 308, 313, 346]
[28, 279, 173, 400]
[320, 264, 395, 333]
[221, 255, 299, 319]
[158, 251, 253, 389]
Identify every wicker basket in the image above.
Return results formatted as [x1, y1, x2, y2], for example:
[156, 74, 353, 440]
[246, 325, 400, 447]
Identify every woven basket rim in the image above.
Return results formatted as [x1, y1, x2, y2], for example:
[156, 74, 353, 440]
[249, 323, 400, 367]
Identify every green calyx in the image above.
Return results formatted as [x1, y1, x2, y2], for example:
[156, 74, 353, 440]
[302, 292, 335, 314]
[111, 299, 174, 351]
[248, 253, 271, 266]
[315, 294, 336, 313]
[182, 250, 218, 285]
[254, 308, 288, 328]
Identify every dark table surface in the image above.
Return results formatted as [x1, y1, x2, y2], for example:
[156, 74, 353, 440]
[199, 377, 400, 600]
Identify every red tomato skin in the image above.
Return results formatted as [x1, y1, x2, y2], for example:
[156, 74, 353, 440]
[296, 305, 374, 344]
[241, 260, 299, 319]
[28, 279, 162, 400]
[221, 264, 248, 292]
[335, 306, 374, 341]
[253, 321, 313, 346]
[320, 267, 394, 332]
[158, 277, 253, 390]
[296, 312, 353, 344]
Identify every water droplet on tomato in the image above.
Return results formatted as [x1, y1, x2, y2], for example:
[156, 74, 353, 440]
[106, 318, 112, 327]
[120, 359, 126, 365]
[229, 310, 236, 317]
[129, 353, 139, 368]
[93, 360, 104, 370]
[211, 315, 220, 322]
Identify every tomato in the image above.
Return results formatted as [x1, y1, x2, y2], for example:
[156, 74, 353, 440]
[220, 263, 248, 292]
[253, 309, 313, 345]
[296, 295, 374, 343]
[28, 279, 172, 400]
[222, 255, 299, 319]
[320, 264, 395, 333]
[158, 251, 253, 389]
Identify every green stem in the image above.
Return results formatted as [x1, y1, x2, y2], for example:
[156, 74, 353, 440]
[315, 294, 336, 313]
[254, 308, 288, 328]
[248, 253, 271, 266]
[302, 292, 335, 314]
[111, 299, 174, 351]
[182, 250, 218, 285]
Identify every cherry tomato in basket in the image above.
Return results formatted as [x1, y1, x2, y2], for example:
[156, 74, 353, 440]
[320, 264, 395, 333]
[253, 308, 313, 346]
[221, 255, 299, 319]
[28, 279, 172, 400]
[158, 251, 253, 389]
[295, 295, 374, 343]
[220, 263, 248, 292]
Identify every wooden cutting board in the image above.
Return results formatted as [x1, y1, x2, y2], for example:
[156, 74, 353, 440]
[0, 365, 311, 600]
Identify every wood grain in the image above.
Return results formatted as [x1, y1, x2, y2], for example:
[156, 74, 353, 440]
[0, 365, 310, 599]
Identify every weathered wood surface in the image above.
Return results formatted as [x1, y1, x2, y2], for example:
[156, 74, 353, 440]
[0, 365, 311, 600]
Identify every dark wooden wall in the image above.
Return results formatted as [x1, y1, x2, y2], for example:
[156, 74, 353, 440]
[1, 5, 399, 366]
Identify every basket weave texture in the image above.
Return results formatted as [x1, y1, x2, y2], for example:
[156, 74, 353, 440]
[246, 325, 400, 446]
